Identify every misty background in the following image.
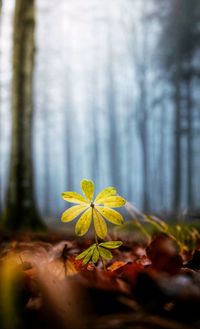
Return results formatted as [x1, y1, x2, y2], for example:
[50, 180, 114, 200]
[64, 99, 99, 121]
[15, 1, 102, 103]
[0, 0, 200, 225]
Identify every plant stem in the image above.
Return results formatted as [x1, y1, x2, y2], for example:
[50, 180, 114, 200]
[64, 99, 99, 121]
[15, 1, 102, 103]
[92, 207, 106, 270]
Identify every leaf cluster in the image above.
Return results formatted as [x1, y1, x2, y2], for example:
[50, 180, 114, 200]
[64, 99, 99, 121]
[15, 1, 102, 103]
[76, 241, 122, 265]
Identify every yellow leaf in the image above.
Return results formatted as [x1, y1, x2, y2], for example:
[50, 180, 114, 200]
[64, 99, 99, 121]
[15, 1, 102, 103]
[93, 209, 107, 239]
[96, 206, 124, 225]
[61, 205, 87, 222]
[99, 247, 113, 260]
[92, 247, 99, 264]
[62, 192, 88, 205]
[99, 241, 123, 249]
[94, 186, 117, 204]
[75, 208, 92, 236]
[81, 179, 94, 202]
[97, 196, 126, 208]
[76, 244, 95, 260]
[82, 248, 94, 265]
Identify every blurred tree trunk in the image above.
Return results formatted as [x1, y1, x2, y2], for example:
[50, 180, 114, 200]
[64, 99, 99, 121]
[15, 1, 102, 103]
[91, 73, 99, 183]
[126, 107, 134, 201]
[3, 0, 45, 230]
[65, 72, 73, 191]
[135, 17, 150, 211]
[186, 75, 193, 208]
[0, 0, 2, 214]
[42, 94, 50, 217]
[106, 27, 120, 189]
[173, 71, 182, 211]
[158, 99, 166, 208]
[138, 73, 149, 211]
[107, 61, 119, 188]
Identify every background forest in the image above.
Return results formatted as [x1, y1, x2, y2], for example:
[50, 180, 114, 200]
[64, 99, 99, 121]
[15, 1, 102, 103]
[0, 0, 200, 229]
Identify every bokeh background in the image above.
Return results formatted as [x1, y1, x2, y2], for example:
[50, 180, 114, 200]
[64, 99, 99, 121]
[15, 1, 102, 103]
[0, 0, 200, 227]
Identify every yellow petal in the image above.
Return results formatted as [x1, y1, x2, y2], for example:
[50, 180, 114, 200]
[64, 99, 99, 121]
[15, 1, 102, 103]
[75, 208, 92, 236]
[81, 179, 94, 202]
[94, 186, 117, 204]
[96, 206, 124, 225]
[61, 205, 87, 222]
[93, 209, 107, 239]
[62, 192, 88, 205]
[96, 196, 126, 208]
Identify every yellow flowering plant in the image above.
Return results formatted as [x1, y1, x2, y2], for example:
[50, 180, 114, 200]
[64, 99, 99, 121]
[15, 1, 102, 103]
[61, 179, 126, 268]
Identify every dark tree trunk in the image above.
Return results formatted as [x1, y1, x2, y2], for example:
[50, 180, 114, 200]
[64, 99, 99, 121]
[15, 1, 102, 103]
[3, 0, 45, 230]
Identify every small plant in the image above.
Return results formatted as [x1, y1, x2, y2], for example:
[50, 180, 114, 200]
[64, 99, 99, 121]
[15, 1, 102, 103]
[61, 179, 126, 268]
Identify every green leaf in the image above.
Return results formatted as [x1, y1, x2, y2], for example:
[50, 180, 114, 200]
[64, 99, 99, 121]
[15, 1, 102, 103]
[96, 206, 124, 225]
[99, 196, 126, 208]
[99, 247, 113, 260]
[61, 205, 87, 222]
[82, 248, 94, 265]
[99, 241, 123, 249]
[75, 208, 92, 236]
[81, 179, 95, 202]
[94, 187, 117, 204]
[93, 209, 107, 239]
[76, 244, 95, 260]
[62, 192, 88, 205]
[92, 247, 99, 264]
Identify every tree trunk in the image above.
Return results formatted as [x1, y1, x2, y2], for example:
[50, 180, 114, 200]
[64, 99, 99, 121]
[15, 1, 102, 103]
[0, 0, 2, 214]
[186, 77, 193, 208]
[173, 76, 182, 211]
[158, 100, 166, 208]
[139, 108, 149, 211]
[106, 38, 120, 188]
[91, 78, 99, 183]
[3, 0, 45, 230]
[64, 71, 73, 191]
[126, 108, 134, 201]
[42, 96, 50, 217]
[107, 65, 119, 188]
[137, 58, 149, 211]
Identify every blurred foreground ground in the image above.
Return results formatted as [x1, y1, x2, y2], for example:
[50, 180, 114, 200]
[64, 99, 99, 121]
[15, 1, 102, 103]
[0, 229, 200, 329]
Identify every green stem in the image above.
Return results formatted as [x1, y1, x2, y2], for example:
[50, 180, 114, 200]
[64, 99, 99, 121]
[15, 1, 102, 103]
[92, 207, 106, 270]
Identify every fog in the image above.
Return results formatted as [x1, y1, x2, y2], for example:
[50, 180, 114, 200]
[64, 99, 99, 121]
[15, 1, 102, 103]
[1, 0, 200, 222]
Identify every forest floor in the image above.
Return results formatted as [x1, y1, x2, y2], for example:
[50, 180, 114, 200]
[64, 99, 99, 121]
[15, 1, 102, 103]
[0, 228, 200, 329]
